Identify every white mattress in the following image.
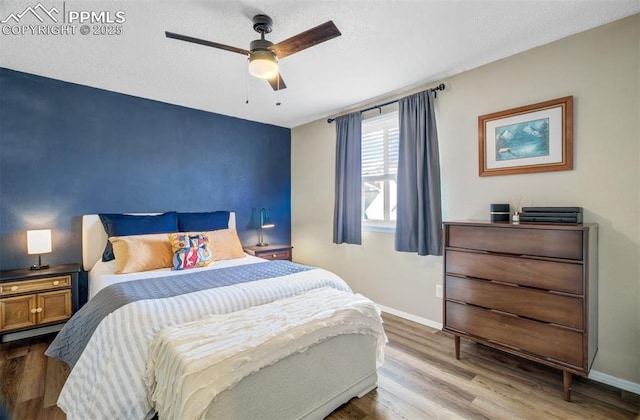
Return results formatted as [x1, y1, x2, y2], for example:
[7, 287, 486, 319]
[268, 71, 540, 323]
[88, 254, 264, 299]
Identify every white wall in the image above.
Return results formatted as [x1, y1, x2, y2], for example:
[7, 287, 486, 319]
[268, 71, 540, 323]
[291, 15, 639, 384]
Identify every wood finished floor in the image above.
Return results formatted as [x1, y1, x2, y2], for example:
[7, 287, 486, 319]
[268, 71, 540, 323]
[1, 312, 638, 419]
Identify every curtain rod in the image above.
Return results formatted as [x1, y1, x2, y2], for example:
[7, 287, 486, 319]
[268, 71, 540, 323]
[326, 83, 445, 123]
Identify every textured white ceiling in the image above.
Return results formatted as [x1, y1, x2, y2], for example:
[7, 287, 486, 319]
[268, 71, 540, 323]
[1, 1, 638, 128]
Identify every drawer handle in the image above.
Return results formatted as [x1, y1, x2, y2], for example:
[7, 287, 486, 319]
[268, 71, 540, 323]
[490, 308, 518, 318]
[36, 307, 43, 313]
[31, 308, 37, 314]
[53, 280, 60, 286]
[10, 286, 18, 291]
[272, 254, 277, 258]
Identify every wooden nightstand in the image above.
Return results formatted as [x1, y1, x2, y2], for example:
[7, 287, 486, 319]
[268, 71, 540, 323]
[244, 245, 293, 261]
[0, 263, 80, 342]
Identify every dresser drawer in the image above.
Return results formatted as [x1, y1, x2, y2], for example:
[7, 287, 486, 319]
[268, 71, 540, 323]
[37, 290, 72, 325]
[447, 225, 583, 260]
[260, 250, 291, 261]
[445, 275, 583, 329]
[244, 246, 293, 261]
[0, 295, 37, 331]
[0, 275, 71, 297]
[445, 301, 583, 367]
[446, 250, 583, 294]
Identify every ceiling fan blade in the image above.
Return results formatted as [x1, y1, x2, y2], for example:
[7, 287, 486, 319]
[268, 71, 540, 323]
[165, 31, 250, 56]
[267, 73, 287, 91]
[271, 21, 341, 59]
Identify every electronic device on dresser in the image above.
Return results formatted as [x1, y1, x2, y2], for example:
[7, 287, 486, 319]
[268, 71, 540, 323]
[442, 221, 598, 401]
[520, 206, 583, 223]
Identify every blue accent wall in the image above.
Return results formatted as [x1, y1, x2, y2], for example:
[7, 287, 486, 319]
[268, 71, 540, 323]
[0, 68, 291, 270]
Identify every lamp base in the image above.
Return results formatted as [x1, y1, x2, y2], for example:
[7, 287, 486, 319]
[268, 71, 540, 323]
[256, 242, 269, 247]
[30, 264, 50, 271]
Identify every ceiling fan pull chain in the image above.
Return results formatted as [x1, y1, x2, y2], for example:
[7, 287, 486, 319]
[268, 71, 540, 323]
[245, 57, 250, 104]
[275, 71, 281, 106]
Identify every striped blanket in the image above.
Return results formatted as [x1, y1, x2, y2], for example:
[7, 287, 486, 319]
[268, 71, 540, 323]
[47, 261, 352, 420]
[46, 261, 312, 368]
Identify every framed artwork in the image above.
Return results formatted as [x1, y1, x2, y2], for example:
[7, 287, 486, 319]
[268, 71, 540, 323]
[478, 96, 573, 176]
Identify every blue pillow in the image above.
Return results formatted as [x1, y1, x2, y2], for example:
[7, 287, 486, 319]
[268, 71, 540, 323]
[177, 211, 230, 232]
[99, 212, 178, 262]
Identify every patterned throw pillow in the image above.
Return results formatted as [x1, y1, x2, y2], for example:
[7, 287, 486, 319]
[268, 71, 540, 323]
[168, 232, 213, 270]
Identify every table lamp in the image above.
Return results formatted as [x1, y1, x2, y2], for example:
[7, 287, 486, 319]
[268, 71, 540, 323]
[257, 208, 275, 247]
[27, 229, 51, 270]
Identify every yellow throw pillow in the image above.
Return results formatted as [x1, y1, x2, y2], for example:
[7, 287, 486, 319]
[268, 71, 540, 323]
[109, 233, 173, 274]
[168, 232, 214, 270]
[209, 229, 245, 261]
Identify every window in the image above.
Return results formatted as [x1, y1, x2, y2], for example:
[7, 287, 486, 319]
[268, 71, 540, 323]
[362, 111, 399, 231]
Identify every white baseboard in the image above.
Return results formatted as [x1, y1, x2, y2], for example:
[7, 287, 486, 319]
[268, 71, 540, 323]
[377, 304, 443, 330]
[589, 370, 640, 395]
[377, 304, 640, 396]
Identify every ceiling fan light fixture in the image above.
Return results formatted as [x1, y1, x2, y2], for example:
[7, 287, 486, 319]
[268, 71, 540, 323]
[248, 50, 278, 79]
[166, 15, 340, 91]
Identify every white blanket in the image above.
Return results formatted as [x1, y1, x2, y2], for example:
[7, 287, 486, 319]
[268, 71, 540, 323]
[146, 287, 386, 420]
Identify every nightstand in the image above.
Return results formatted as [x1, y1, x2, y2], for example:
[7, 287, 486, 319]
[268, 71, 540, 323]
[0, 263, 80, 342]
[244, 245, 293, 261]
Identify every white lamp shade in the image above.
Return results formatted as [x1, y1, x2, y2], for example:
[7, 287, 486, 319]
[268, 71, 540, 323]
[27, 229, 52, 255]
[248, 51, 278, 79]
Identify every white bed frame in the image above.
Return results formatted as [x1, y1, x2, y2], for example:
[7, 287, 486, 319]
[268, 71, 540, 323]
[81, 211, 378, 419]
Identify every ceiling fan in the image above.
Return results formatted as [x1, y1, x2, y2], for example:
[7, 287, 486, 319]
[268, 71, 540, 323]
[166, 14, 341, 91]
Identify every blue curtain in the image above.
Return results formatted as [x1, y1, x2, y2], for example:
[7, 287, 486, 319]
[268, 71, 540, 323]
[395, 90, 442, 256]
[333, 112, 362, 244]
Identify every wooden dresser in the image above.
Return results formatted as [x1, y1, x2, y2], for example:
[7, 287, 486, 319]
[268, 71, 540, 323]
[442, 221, 597, 401]
[0, 263, 80, 342]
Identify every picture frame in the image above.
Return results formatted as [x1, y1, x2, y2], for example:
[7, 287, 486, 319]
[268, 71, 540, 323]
[478, 96, 573, 176]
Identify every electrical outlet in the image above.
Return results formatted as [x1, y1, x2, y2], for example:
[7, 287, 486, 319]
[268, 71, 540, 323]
[435, 284, 443, 299]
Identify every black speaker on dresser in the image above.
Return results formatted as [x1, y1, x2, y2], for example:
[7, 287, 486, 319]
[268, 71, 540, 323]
[490, 204, 510, 222]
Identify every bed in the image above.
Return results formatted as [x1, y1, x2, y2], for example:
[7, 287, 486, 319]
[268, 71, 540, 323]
[46, 212, 386, 420]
